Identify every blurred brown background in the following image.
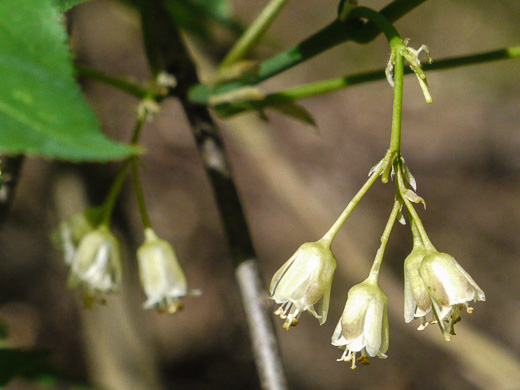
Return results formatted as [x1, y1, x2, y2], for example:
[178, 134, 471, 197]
[1, 0, 520, 389]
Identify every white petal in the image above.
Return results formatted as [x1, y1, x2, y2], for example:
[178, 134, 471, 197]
[331, 319, 346, 347]
[363, 296, 385, 357]
[347, 334, 365, 353]
[431, 298, 451, 323]
[403, 264, 416, 323]
[380, 304, 389, 354]
[269, 248, 300, 295]
[317, 278, 332, 325]
[420, 253, 476, 306]
[451, 258, 485, 302]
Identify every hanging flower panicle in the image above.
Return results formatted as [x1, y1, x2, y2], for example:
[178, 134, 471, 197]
[270, 239, 337, 329]
[138, 228, 200, 314]
[332, 277, 389, 369]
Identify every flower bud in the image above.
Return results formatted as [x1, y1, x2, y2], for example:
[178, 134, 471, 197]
[331, 278, 389, 369]
[270, 239, 337, 329]
[68, 225, 122, 305]
[138, 228, 200, 314]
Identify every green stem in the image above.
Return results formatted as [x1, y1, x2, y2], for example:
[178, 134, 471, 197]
[321, 164, 384, 246]
[219, 0, 290, 69]
[189, 0, 428, 103]
[131, 159, 152, 229]
[410, 219, 424, 248]
[255, 1, 418, 81]
[368, 199, 401, 280]
[75, 63, 151, 99]
[100, 118, 146, 226]
[348, 7, 401, 46]
[100, 160, 132, 226]
[396, 164, 435, 250]
[213, 45, 520, 115]
[390, 54, 404, 155]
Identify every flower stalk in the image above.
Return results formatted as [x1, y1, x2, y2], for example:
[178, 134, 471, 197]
[368, 199, 401, 280]
[321, 163, 385, 245]
[396, 163, 435, 250]
[131, 159, 152, 229]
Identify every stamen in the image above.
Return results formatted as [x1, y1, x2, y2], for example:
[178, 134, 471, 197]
[168, 300, 183, 314]
[350, 352, 357, 370]
[417, 316, 429, 331]
[358, 355, 370, 365]
[337, 349, 349, 362]
[283, 314, 296, 330]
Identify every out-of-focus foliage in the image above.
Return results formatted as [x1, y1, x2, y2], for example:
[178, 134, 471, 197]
[0, 349, 51, 386]
[165, 0, 242, 40]
[0, 0, 134, 161]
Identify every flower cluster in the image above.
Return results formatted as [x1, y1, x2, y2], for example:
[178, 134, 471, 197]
[56, 211, 198, 311]
[269, 160, 485, 370]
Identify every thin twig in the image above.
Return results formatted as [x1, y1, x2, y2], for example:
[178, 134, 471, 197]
[135, 1, 289, 389]
[211, 45, 520, 116]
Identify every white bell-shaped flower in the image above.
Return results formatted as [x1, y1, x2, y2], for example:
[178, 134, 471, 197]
[332, 278, 389, 369]
[419, 251, 485, 340]
[270, 239, 336, 329]
[68, 225, 122, 305]
[138, 228, 200, 313]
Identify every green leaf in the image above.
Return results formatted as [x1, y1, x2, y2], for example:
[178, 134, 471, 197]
[270, 102, 317, 128]
[0, 0, 135, 162]
[54, 0, 90, 12]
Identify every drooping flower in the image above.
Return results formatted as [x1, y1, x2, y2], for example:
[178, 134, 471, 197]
[422, 251, 485, 339]
[404, 247, 485, 340]
[332, 278, 389, 369]
[270, 239, 337, 329]
[68, 225, 122, 305]
[138, 228, 200, 314]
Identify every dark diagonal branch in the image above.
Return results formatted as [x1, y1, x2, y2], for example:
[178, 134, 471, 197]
[134, 1, 288, 389]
